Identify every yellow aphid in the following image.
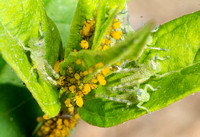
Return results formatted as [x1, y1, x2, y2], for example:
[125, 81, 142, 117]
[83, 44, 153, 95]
[95, 62, 104, 68]
[111, 31, 122, 40]
[98, 46, 102, 50]
[57, 76, 65, 87]
[47, 120, 53, 125]
[53, 61, 60, 74]
[77, 91, 84, 97]
[81, 61, 85, 67]
[90, 78, 98, 83]
[43, 114, 49, 120]
[37, 131, 42, 136]
[74, 114, 80, 119]
[79, 71, 83, 76]
[97, 74, 106, 85]
[113, 18, 118, 22]
[70, 78, 76, 84]
[90, 84, 98, 89]
[82, 84, 91, 95]
[73, 49, 77, 52]
[112, 21, 120, 29]
[115, 62, 121, 66]
[81, 20, 95, 37]
[36, 117, 44, 122]
[102, 45, 109, 50]
[76, 95, 84, 107]
[77, 80, 81, 85]
[64, 119, 69, 126]
[68, 67, 73, 73]
[74, 73, 80, 80]
[65, 98, 71, 107]
[44, 126, 50, 132]
[80, 40, 89, 49]
[68, 105, 74, 114]
[57, 118, 62, 125]
[54, 129, 61, 136]
[62, 86, 68, 92]
[112, 66, 118, 71]
[79, 85, 83, 90]
[57, 125, 62, 129]
[102, 38, 111, 45]
[76, 59, 82, 65]
[101, 67, 110, 76]
[83, 70, 88, 76]
[69, 85, 76, 93]
[33, 65, 37, 69]
[89, 66, 94, 73]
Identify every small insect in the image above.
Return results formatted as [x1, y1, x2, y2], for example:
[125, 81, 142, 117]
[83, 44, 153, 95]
[17, 23, 59, 85]
[99, 84, 160, 113]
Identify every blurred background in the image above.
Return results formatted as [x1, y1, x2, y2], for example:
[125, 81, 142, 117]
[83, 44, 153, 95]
[73, 0, 200, 137]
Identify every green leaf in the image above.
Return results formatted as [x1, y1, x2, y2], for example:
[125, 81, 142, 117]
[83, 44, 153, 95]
[79, 11, 200, 127]
[0, 84, 43, 137]
[43, 0, 78, 47]
[0, 0, 62, 117]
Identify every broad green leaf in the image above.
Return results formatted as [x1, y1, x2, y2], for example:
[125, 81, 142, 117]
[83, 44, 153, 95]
[0, 84, 43, 137]
[79, 11, 200, 127]
[0, 0, 62, 117]
[43, 0, 78, 47]
[64, 0, 99, 58]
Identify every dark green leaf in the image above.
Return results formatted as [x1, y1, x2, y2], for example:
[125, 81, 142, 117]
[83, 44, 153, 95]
[0, 84, 43, 137]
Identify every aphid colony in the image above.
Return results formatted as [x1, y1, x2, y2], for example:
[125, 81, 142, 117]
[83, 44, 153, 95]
[98, 18, 123, 50]
[36, 16, 124, 137]
[79, 17, 123, 51]
[56, 62, 110, 108]
[36, 114, 80, 137]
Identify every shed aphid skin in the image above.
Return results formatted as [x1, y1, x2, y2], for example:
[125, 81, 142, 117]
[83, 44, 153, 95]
[17, 23, 59, 85]
[99, 84, 160, 113]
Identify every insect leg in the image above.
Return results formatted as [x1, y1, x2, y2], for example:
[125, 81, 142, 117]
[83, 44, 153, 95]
[16, 39, 31, 51]
[155, 53, 170, 63]
[44, 60, 60, 79]
[144, 84, 160, 92]
[137, 102, 150, 114]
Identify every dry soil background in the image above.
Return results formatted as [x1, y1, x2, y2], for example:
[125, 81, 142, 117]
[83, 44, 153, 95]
[73, 0, 200, 137]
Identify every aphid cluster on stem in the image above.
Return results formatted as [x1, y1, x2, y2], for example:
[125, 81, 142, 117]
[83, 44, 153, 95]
[36, 114, 80, 137]
[56, 61, 110, 108]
